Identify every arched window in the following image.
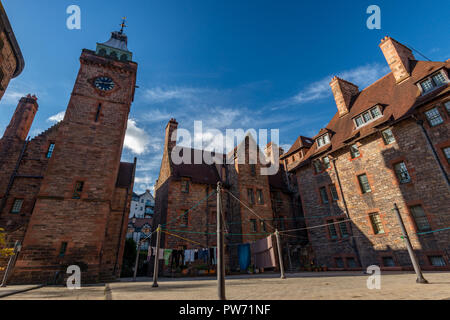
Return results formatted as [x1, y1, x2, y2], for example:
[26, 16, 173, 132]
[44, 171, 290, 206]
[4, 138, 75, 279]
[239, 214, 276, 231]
[98, 48, 106, 56]
[120, 54, 128, 61]
[110, 51, 118, 60]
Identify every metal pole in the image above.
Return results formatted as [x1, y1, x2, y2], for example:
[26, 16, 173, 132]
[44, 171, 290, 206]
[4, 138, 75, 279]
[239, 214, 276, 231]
[1, 241, 21, 287]
[393, 203, 428, 284]
[133, 240, 141, 282]
[152, 225, 162, 288]
[217, 182, 226, 300]
[275, 230, 286, 279]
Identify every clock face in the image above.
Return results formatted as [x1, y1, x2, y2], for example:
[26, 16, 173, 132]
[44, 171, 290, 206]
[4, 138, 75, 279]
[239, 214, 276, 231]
[94, 77, 115, 91]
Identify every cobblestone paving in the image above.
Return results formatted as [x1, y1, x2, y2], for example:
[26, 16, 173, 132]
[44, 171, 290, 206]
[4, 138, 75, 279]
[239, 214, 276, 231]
[2, 272, 450, 300]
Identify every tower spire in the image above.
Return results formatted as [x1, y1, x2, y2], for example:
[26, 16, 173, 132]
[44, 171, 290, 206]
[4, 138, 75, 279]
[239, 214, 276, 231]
[119, 17, 127, 34]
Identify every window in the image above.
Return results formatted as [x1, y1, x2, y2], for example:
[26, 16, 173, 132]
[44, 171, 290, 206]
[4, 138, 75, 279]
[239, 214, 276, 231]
[335, 257, 344, 268]
[330, 184, 339, 201]
[279, 216, 286, 230]
[95, 104, 102, 122]
[354, 106, 383, 128]
[443, 147, 450, 164]
[250, 219, 258, 233]
[110, 51, 118, 60]
[394, 162, 411, 184]
[120, 54, 128, 61]
[256, 189, 264, 205]
[410, 205, 431, 232]
[181, 180, 189, 193]
[445, 101, 450, 113]
[350, 144, 360, 159]
[319, 187, 329, 204]
[46, 143, 55, 158]
[323, 156, 331, 169]
[250, 164, 256, 176]
[346, 257, 358, 268]
[338, 219, 349, 238]
[11, 199, 24, 214]
[382, 128, 396, 145]
[247, 189, 255, 205]
[425, 108, 444, 127]
[382, 257, 396, 267]
[327, 220, 338, 239]
[98, 48, 107, 56]
[369, 213, 385, 235]
[73, 181, 84, 199]
[59, 242, 68, 258]
[313, 159, 324, 174]
[317, 134, 331, 148]
[260, 220, 267, 232]
[181, 211, 189, 226]
[420, 71, 447, 94]
[357, 174, 372, 194]
[428, 256, 446, 267]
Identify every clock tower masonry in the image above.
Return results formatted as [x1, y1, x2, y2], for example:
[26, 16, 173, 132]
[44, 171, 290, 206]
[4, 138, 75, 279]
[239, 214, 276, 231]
[2, 27, 138, 284]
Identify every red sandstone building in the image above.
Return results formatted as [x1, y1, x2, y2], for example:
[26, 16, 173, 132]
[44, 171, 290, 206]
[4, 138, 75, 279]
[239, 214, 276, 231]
[0, 28, 137, 284]
[153, 120, 308, 272]
[289, 37, 450, 271]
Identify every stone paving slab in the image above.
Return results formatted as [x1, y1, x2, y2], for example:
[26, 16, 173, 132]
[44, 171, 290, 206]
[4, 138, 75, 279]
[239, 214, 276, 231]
[109, 272, 450, 300]
[0, 285, 44, 298]
[2, 272, 450, 300]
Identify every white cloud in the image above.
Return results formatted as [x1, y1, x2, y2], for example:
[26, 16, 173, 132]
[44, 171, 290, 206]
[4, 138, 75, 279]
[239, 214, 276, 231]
[143, 87, 203, 103]
[47, 111, 66, 123]
[275, 63, 390, 109]
[124, 119, 151, 155]
[0, 90, 25, 106]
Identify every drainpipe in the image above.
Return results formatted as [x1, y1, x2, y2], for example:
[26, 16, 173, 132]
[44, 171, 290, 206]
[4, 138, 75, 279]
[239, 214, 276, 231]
[415, 119, 449, 187]
[332, 158, 364, 270]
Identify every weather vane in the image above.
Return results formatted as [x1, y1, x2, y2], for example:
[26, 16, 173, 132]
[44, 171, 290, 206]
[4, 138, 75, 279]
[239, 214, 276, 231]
[119, 17, 127, 34]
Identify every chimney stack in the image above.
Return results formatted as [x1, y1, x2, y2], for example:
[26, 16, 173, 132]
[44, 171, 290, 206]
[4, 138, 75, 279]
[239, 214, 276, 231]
[2, 94, 38, 141]
[379, 36, 415, 84]
[330, 77, 359, 117]
[164, 118, 178, 154]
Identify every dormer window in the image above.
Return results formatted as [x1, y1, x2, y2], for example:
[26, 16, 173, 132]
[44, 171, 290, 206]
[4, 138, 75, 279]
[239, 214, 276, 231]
[317, 134, 331, 148]
[419, 71, 448, 95]
[353, 105, 383, 129]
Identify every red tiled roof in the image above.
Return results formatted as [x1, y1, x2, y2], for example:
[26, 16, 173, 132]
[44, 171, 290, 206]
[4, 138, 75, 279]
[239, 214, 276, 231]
[281, 136, 313, 159]
[291, 60, 450, 171]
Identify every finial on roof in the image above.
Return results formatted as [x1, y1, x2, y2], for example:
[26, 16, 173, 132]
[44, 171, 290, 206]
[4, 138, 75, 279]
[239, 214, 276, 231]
[119, 17, 127, 34]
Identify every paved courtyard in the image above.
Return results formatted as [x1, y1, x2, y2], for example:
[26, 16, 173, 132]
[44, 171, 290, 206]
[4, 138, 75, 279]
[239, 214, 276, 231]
[1, 272, 450, 300]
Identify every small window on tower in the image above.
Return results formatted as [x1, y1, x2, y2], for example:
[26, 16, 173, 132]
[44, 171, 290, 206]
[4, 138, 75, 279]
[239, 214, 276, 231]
[442, 147, 450, 164]
[11, 199, 24, 214]
[256, 190, 264, 205]
[59, 242, 68, 258]
[250, 219, 258, 233]
[46, 143, 55, 158]
[350, 144, 360, 159]
[73, 181, 84, 199]
[250, 164, 256, 176]
[247, 189, 255, 205]
[181, 179, 190, 193]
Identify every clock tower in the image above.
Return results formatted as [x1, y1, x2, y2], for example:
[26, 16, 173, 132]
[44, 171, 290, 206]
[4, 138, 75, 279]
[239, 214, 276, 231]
[12, 26, 138, 283]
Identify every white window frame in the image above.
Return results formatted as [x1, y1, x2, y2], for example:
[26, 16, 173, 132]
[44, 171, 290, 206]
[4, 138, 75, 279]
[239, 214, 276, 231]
[424, 107, 444, 127]
[418, 70, 449, 95]
[353, 105, 383, 129]
[316, 134, 331, 148]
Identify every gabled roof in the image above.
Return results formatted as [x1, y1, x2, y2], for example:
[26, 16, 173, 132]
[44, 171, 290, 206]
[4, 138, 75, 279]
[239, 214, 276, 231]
[291, 60, 450, 172]
[280, 136, 313, 159]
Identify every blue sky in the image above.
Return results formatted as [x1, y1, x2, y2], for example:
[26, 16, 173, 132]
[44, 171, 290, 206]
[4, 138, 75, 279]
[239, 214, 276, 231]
[1, 0, 449, 194]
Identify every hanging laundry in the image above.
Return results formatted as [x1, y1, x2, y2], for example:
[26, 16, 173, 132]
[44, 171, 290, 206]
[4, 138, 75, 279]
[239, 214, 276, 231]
[250, 235, 276, 269]
[163, 249, 172, 266]
[238, 244, 251, 271]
